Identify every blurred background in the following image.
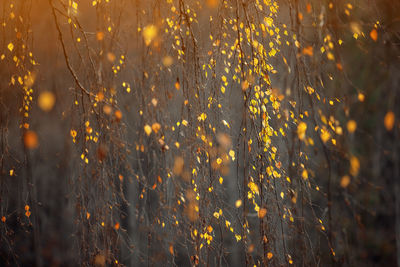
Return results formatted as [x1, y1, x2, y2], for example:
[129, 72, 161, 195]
[0, 0, 399, 266]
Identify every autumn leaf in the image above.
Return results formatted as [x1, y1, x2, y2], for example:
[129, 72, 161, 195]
[151, 122, 161, 134]
[297, 122, 307, 140]
[349, 156, 360, 177]
[7, 42, 14, 52]
[144, 124, 152, 136]
[370, 29, 378, 42]
[258, 208, 267, 218]
[384, 111, 395, 131]
[302, 46, 313, 56]
[142, 24, 157, 46]
[114, 110, 122, 121]
[347, 120, 357, 133]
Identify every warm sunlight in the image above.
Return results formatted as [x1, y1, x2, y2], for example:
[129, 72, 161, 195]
[0, 0, 399, 266]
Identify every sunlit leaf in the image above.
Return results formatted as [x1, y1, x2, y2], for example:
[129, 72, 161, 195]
[142, 24, 157, 46]
[370, 29, 378, 42]
[258, 208, 267, 218]
[297, 122, 307, 140]
[144, 124, 152, 136]
[349, 156, 360, 177]
[151, 122, 161, 134]
[384, 111, 395, 131]
[7, 42, 14, 52]
[347, 120, 357, 133]
[235, 199, 242, 208]
[114, 110, 122, 122]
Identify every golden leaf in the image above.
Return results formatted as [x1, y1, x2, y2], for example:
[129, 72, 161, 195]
[297, 122, 307, 140]
[370, 29, 378, 42]
[151, 122, 161, 134]
[384, 111, 395, 131]
[235, 199, 242, 208]
[347, 120, 357, 133]
[115, 110, 122, 122]
[349, 156, 360, 177]
[142, 24, 157, 46]
[7, 42, 14, 52]
[302, 46, 313, 56]
[258, 208, 267, 218]
[144, 124, 152, 136]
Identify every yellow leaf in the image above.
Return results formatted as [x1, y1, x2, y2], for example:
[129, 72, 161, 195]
[297, 122, 307, 140]
[347, 120, 357, 133]
[221, 86, 225, 94]
[320, 129, 330, 143]
[248, 182, 259, 194]
[144, 124, 152, 136]
[235, 234, 241, 241]
[349, 156, 360, 177]
[235, 199, 242, 208]
[142, 24, 157, 46]
[302, 169, 308, 180]
[267, 252, 273, 259]
[7, 42, 14, 52]
[198, 113, 207, 121]
[229, 149, 235, 160]
[358, 93, 365, 102]
[327, 52, 335, 61]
